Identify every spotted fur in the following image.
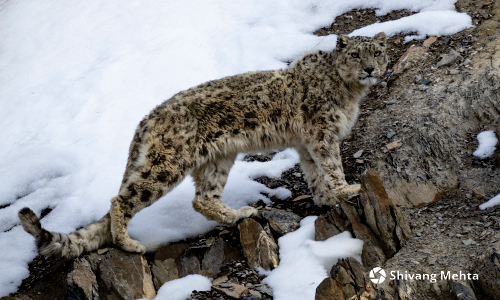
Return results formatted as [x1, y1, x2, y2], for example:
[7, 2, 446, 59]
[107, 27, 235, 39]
[19, 32, 388, 257]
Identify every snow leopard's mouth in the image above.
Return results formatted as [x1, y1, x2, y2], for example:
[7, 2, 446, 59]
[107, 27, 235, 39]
[359, 75, 377, 85]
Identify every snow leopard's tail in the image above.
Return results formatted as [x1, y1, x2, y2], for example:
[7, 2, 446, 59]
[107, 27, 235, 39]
[18, 207, 112, 258]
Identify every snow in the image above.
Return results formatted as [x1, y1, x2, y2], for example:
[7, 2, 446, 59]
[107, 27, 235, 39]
[262, 217, 363, 300]
[473, 130, 498, 159]
[0, 0, 471, 297]
[138, 274, 212, 300]
[479, 194, 500, 210]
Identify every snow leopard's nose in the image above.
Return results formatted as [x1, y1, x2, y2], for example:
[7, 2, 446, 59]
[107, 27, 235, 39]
[364, 67, 374, 75]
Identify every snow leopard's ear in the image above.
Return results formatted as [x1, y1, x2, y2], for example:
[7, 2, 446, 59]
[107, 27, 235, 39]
[373, 32, 387, 48]
[336, 35, 350, 51]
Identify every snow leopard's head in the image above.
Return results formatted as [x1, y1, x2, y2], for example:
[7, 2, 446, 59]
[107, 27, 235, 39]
[336, 32, 388, 86]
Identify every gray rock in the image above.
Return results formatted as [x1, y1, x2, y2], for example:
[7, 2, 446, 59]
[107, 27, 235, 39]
[420, 78, 432, 85]
[436, 49, 461, 68]
[462, 239, 476, 246]
[353, 150, 363, 158]
[255, 284, 273, 297]
[387, 131, 396, 139]
[260, 208, 300, 236]
[452, 280, 477, 300]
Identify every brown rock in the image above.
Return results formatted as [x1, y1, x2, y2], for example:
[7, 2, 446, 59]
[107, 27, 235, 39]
[386, 180, 442, 208]
[359, 170, 411, 258]
[98, 249, 156, 300]
[386, 140, 402, 151]
[152, 258, 179, 290]
[392, 45, 426, 74]
[315, 277, 344, 300]
[212, 283, 248, 299]
[314, 214, 342, 241]
[327, 171, 410, 268]
[66, 257, 98, 300]
[316, 258, 375, 300]
[238, 218, 279, 270]
[472, 187, 486, 200]
[423, 36, 439, 48]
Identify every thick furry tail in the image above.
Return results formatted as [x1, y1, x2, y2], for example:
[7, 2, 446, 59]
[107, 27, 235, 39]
[18, 207, 112, 258]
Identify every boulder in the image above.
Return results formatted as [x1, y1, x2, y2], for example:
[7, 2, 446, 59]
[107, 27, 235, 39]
[66, 257, 98, 300]
[97, 249, 156, 300]
[238, 218, 279, 270]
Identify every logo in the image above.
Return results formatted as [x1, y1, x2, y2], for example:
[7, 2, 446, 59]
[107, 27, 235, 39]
[369, 267, 386, 284]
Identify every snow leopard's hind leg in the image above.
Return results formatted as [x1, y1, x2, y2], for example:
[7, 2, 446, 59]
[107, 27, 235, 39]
[192, 154, 258, 226]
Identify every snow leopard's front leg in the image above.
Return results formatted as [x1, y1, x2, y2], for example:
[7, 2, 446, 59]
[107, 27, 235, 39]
[304, 133, 360, 204]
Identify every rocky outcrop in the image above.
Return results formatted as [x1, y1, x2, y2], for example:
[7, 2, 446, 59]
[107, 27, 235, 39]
[238, 218, 279, 271]
[66, 258, 98, 300]
[95, 249, 156, 300]
[315, 170, 411, 268]
[316, 258, 375, 300]
[474, 249, 500, 300]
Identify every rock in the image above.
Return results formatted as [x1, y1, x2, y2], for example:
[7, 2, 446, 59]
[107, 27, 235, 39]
[357, 170, 411, 263]
[386, 180, 442, 208]
[392, 45, 426, 74]
[260, 208, 301, 236]
[151, 258, 179, 290]
[97, 249, 156, 300]
[314, 214, 342, 241]
[420, 78, 432, 85]
[315, 277, 344, 300]
[238, 218, 279, 270]
[212, 283, 249, 299]
[316, 258, 375, 300]
[292, 194, 312, 201]
[152, 242, 189, 287]
[353, 150, 364, 158]
[97, 248, 109, 255]
[436, 49, 461, 68]
[475, 250, 500, 300]
[422, 36, 438, 47]
[212, 276, 229, 285]
[386, 131, 396, 139]
[462, 239, 476, 246]
[451, 280, 477, 300]
[66, 257, 98, 300]
[472, 187, 486, 200]
[386, 140, 402, 151]
[202, 237, 243, 277]
[254, 284, 273, 297]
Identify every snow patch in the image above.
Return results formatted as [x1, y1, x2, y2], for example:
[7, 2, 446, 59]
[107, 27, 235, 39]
[138, 274, 212, 300]
[262, 217, 363, 300]
[473, 130, 498, 159]
[479, 193, 500, 210]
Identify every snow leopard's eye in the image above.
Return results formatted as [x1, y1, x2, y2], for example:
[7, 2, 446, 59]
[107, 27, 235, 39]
[374, 51, 381, 57]
[351, 52, 359, 58]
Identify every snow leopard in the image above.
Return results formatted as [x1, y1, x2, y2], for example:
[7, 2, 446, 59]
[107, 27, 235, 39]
[19, 32, 388, 258]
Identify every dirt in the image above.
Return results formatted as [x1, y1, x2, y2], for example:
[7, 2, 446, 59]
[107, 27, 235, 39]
[5, 1, 500, 299]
